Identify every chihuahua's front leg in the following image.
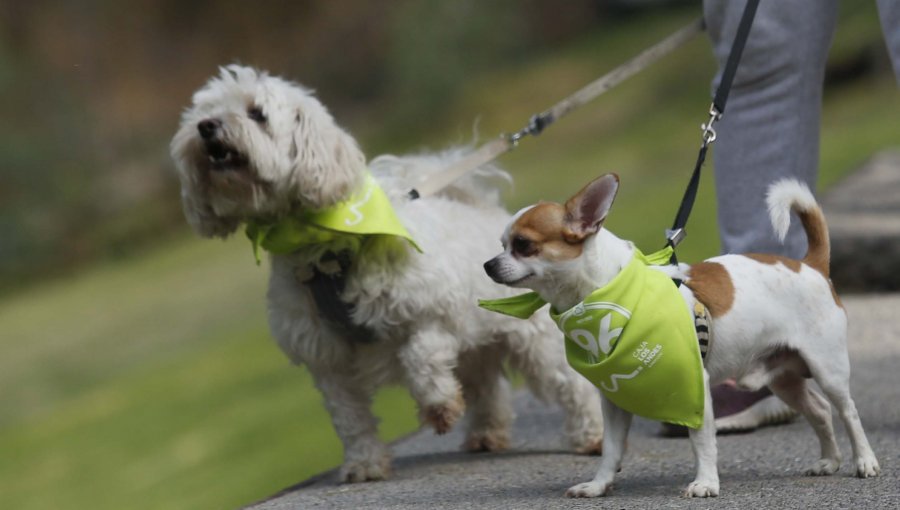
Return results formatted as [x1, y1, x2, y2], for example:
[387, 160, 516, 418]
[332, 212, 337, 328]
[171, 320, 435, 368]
[566, 396, 632, 498]
[685, 372, 719, 497]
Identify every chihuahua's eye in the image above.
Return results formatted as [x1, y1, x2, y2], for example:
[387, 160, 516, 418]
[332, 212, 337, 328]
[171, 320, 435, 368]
[512, 236, 537, 257]
[248, 106, 267, 123]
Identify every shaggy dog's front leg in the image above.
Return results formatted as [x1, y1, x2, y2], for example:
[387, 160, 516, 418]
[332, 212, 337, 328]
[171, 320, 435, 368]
[399, 325, 465, 434]
[309, 367, 391, 482]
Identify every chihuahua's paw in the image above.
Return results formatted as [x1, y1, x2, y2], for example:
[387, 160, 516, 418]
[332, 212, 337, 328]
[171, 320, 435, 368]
[565, 481, 609, 498]
[684, 479, 719, 498]
[806, 458, 840, 476]
[463, 429, 510, 452]
[856, 455, 881, 478]
[339, 456, 391, 483]
[424, 394, 465, 435]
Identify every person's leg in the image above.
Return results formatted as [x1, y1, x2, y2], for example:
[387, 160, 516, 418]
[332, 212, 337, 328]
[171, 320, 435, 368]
[676, 0, 839, 436]
[704, 0, 839, 257]
[876, 0, 900, 84]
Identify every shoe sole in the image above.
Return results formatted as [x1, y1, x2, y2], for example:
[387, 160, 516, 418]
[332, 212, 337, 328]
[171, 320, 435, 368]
[715, 395, 798, 433]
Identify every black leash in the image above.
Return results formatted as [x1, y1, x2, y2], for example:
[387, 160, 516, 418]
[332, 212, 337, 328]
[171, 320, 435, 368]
[666, 0, 760, 265]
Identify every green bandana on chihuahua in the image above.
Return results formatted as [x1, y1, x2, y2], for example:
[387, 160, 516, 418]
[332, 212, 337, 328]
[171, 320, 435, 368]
[480, 247, 705, 429]
[245, 173, 421, 263]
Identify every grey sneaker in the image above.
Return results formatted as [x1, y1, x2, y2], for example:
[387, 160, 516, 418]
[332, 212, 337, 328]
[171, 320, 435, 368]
[660, 385, 798, 437]
[713, 386, 797, 433]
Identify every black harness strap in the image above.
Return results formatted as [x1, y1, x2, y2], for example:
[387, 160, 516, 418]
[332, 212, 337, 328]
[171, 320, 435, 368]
[667, 0, 760, 266]
[305, 251, 376, 343]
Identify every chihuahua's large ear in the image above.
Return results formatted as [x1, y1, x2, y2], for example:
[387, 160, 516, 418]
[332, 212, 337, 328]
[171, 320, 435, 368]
[563, 173, 619, 242]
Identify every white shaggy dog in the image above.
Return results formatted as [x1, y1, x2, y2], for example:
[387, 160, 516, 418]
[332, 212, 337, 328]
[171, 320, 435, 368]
[170, 65, 603, 482]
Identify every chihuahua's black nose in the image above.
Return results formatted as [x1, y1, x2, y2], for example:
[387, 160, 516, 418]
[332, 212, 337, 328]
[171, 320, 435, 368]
[484, 258, 500, 280]
[197, 118, 222, 140]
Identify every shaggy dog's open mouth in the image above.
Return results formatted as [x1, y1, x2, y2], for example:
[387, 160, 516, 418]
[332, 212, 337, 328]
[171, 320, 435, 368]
[204, 139, 247, 171]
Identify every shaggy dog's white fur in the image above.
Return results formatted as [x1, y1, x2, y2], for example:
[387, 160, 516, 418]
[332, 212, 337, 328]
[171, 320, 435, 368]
[170, 65, 603, 482]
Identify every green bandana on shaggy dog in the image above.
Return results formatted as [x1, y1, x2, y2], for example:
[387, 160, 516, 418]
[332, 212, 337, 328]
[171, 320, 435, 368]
[245, 173, 421, 263]
[479, 248, 705, 428]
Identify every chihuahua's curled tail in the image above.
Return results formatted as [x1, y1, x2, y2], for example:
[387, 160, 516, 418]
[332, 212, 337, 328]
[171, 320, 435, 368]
[766, 179, 830, 277]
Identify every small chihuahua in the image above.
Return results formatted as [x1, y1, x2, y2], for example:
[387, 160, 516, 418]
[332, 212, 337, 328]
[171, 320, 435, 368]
[483, 174, 880, 498]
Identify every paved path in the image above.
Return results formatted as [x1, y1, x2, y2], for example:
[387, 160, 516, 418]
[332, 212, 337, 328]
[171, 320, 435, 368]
[823, 149, 900, 291]
[250, 293, 900, 510]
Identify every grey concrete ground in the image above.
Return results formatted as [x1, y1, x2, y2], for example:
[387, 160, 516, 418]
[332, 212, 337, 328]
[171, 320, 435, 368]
[251, 294, 899, 509]
[249, 151, 900, 509]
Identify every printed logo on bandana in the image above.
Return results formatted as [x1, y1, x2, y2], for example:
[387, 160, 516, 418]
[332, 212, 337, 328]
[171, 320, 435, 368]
[344, 181, 374, 226]
[558, 302, 630, 364]
[632, 341, 663, 367]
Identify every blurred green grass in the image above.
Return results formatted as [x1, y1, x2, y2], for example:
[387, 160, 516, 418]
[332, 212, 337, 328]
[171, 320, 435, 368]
[2, 5, 898, 510]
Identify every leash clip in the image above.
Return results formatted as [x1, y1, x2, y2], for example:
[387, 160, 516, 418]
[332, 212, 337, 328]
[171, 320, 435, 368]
[508, 113, 552, 147]
[665, 227, 686, 248]
[700, 104, 722, 146]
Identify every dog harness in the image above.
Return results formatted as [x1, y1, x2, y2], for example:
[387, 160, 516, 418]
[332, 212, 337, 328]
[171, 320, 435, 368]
[245, 173, 421, 342]
[480, 248, 707, 428]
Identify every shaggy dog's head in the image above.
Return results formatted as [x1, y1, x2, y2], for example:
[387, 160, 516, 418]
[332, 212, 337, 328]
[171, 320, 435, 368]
[170, 65, 366, 238]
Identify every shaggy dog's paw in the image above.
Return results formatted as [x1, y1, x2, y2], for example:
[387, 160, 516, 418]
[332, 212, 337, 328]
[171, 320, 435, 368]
[856, 455, 881, 478]
[573, 437, 603, 455]
[565, 481, 609, 498]
[805, 458, 840, 476]
[339, 456, 391, 483]
[424, 394, 465, 435]
[463, 429, 510, 452]
[684, 479, 719, 498]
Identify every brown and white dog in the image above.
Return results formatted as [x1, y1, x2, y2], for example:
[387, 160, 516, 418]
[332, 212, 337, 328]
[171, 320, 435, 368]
[484, 174, 880, 498]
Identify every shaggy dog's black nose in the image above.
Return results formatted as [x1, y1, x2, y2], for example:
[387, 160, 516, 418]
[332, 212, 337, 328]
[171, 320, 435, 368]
[197, 119, 221, 139]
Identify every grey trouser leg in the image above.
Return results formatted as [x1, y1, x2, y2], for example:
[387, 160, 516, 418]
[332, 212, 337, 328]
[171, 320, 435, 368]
[703, 0, 838, 257]
[877, 0, 900, 83]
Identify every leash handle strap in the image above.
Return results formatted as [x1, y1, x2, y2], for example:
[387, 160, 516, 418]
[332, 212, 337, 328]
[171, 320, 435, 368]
[410, 17, 705, 200]
[545, 18, 705, 129]
[668, 0, 759, 259]
[410, 137, 511, 199]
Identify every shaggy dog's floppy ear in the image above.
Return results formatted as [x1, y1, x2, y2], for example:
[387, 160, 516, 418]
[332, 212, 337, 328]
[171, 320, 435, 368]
[288, 105, 366, 209]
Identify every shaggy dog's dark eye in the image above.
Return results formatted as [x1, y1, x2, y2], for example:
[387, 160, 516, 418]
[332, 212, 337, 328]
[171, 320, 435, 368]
[512, 235, 537, 257]
[248, 106, 267, 123]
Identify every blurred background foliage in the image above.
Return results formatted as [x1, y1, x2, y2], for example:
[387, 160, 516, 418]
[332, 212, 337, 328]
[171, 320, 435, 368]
[1, 1, 898, 509]
[0, 0, 621, 292]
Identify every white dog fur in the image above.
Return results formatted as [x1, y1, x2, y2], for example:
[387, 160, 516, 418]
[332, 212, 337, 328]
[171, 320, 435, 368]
[170, 65, 604, 482]
[484, 174, 880, 498]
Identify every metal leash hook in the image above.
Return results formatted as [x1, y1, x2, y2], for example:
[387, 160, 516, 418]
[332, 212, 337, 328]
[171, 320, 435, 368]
[508, 113, 553, 147]
[700, 104, 722, 147]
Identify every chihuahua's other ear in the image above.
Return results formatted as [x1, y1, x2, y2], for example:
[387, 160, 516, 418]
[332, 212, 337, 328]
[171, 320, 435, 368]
[563, 173, 619, 242]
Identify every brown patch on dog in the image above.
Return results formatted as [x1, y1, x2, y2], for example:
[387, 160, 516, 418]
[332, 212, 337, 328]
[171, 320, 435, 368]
[744, 253, 802, 272]
[829, 282, 844, 309]
[512, 202, 585, 261]
[798, 207, 830, 278]
[685, 262, 735, 318]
